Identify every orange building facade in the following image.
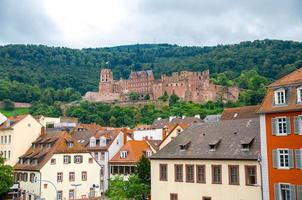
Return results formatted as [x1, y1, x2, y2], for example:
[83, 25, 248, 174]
[258, 68, 302, 200]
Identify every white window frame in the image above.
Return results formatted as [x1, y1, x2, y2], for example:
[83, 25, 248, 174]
[120, 151, 128, 159]
[297, 86, 302, 103]
[274, 88, 286, 105]
[90, 137, 96, 147]
[279, 183, 291, 200]
[276, 117, 288, 136]
[278, 149, 290, 169]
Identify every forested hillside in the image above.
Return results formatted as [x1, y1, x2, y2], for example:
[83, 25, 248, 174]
[1, 40, 301, 99]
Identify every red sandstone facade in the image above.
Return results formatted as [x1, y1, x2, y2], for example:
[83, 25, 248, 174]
[84, 68, 239, 103]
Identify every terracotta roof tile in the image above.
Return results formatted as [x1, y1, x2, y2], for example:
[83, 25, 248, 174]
[109, 140, 151, 164]
[269, 67, 302, 87]
[221, 105, 259, 120]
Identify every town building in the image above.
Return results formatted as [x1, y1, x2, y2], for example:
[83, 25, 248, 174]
[84, 68, 239, 103]
[150, 118, 262, 200]
[221, 105, 259, 120]
[158, 123, 189, 150]
[71, 126, 130, 193]
[14, 131, 101, 200]
[0, 115, 42, 166]
[257, 68, 302, 200]
[109, 140, 153, 180]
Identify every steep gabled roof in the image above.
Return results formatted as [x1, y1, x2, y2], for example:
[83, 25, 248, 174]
[151, 118, 260, 160]
[109, 140, 151, 164]
[14, 132, 87, 171]
[268, 67, 302, 87]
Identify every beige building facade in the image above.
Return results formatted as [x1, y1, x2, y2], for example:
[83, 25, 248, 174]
[151, 159, 262, 200]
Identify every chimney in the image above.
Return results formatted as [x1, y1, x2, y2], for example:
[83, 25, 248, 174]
[41, 127, 45, 136]
[121, 128, 128, 145]
[162, 126, 168, 139]
[194, 115, 200, 119]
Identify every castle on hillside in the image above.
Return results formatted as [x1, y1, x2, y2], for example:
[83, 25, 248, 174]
[84, 68, 240, 103]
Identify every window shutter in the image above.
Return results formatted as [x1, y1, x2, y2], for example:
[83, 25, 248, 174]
[296, 149, 302, 169]
[295, 116, 301, 134]
[289, 150, 294, 168]
[285, 88, 290, 104]
[286, 117, 291, 134]
[298, 185, 302, 200]
[274, 183, 280, 200]
[272, 149, 278, 168]
[291, 185, 296, 200]
[272, 118, 277, 135]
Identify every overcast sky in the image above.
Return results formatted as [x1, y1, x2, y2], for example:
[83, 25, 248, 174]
[0, 0, 301, 48]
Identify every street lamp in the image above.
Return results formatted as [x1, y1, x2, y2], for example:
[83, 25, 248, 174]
[71, 183, 81, 199]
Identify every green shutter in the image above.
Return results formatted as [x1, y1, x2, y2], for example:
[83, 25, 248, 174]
[296, 149, 302, 169]
[286, 117, 291, 134]
[298, 185, 302, 200]
[289, 150, 294, 168]
[273, 149, 278, 168]
[274, 183, 280, 200]
[291, 185, 296, 200]
[295, 116, 301, 134]
[272, 118, 277, 135]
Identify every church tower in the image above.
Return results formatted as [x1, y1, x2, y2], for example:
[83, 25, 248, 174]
[99, 69, 114, 95]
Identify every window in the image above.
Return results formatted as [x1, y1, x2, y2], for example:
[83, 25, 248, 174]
[174, 164, 183, 182]
[74, 155, 83, 164]
[297, 86, 302, 103]
[185, 165, 194, 183]
[23, 173, 28, 182]
[94, 152, 99, 161]
[1, 136, 3, 144]
[245, 165, 257, 185]
[212, 165, 222, 184]
[8, 150, 10, 159]
[8, 135, 11, 144]
[69, 172, 75, 182]
[278, 149, 290, 168]
[63, 155, 71, 164]
[51, 158, 56, 165]
[57, 191, 63, 200]
[30, 173, 35, 183]
[57, 172, 63, 182]
[170, 193, 178, 200]
[295, 116, 302, 134]
[159, 164, 167, 181]
[277, 117, 287, 135]
[4, 136, 7, 144]
[90, 137, 96, 147]
[274, 88, 286, 105]
[203, 197, 212, 200]
[69, 189, 74, 200]
[67, 142, 74, 148]
[120, 151, 128, 159]
[82, 171, 87, 181]
[89, 188, 95, 198]
[88, 157, 93, 163]
[228, 165, 239, 185]
[196, 165, 206, 183]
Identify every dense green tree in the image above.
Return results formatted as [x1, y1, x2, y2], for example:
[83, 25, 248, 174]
[129, 92, 140, 101]
[158, 91, 169, 102]
[169, 92, 180, 106]
[3, 99, 14, 111]
[0, 156, 14, 196]
[144, 94, 150, 100]
[135, 155, 151, 186]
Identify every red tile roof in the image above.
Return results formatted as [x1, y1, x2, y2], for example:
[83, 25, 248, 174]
[109, 140, 151, 164]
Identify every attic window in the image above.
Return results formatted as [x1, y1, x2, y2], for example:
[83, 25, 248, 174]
[209, 139, 221, 151]
[144, 150, 152, 157]
[274, 88, 286, 105]
[179, 141, 191, 151]
[120, 151, 128, 159]
[90, 137, 96, 147]
[67, 142, 74, 148]
[240, 137, 255, 151]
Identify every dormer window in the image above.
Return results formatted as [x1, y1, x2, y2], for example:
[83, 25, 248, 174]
[31, 159, 38, 165]
[274, 88, 286, 105]
[67, 142, 74, 148]
[47, 143, 52, 148]
[179, 141, 191, 151]
[32, 144, 36, 149]
[120, 151, 128, 159]
[240, 137, 255, 151]
[297, 86, 302, 103]
[145, 150, 152, 157]
[90, 137, 96, 147]
[209, 139, 221, 151]
[40, 144, 43, 149]
[100, 136, 107, 147]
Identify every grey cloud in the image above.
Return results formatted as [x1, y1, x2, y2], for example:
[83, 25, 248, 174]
[0, 0, 62, 45]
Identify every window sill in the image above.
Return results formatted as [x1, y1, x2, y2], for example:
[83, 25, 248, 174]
[275, 134, 289, 137]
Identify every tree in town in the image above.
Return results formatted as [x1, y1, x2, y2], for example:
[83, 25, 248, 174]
[135, 155, 151, 186]
[129, 92, 140, 101]
[169, 92, 180, 106]
[0, 156, 14, 196]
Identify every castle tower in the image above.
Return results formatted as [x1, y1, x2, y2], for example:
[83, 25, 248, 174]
[99, 68, 114, 95]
